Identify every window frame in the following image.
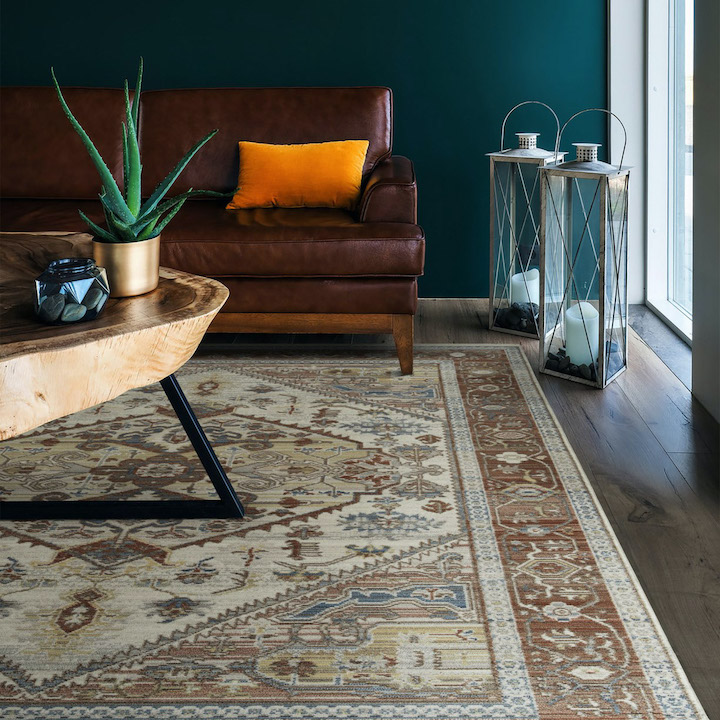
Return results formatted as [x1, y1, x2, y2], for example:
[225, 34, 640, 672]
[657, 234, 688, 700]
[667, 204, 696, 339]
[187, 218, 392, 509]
[646, 0, 693, 344]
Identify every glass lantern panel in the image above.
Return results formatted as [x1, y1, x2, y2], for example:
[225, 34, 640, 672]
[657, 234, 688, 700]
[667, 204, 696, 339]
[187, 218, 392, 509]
[543, 173, 604, 383]
[492, 161, 513, 313]
[491, 160, 542, 335]
[565, 176, 603, 380]
[542, 173, 566, 365]
[515, 162, 542, 278]
[604, 174, 629, 383]
[568, 176, 602, 311]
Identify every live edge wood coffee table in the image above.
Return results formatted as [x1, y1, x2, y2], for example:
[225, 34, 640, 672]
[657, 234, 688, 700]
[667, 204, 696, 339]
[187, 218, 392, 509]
[0, 232, 245, 521]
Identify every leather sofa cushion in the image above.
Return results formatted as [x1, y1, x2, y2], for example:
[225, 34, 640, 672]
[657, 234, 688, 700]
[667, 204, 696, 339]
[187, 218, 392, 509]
[0, 87, 127, 200]
[0, 199, 425, 279]
[0, 199, 104, 231]
[218, 277, 417, 314]
[139, 88, 392, 196]
[159, 201, 425, 277]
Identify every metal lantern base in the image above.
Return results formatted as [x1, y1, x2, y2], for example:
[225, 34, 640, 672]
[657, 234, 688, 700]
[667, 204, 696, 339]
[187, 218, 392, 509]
[489, 323, 540, 340]
[539, 364, 627, 388]
[488, 301, 541, 339]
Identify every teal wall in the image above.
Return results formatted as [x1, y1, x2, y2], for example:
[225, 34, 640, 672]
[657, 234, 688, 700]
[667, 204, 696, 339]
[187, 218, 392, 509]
[0, 1, 607, 297]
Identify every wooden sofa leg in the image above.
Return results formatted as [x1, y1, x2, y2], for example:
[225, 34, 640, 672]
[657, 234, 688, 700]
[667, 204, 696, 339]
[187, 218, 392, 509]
[392, 314, 414, 375]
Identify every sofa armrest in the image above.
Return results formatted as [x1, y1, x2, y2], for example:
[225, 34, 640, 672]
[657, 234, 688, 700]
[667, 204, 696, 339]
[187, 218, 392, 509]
[358, 156, 417, 223]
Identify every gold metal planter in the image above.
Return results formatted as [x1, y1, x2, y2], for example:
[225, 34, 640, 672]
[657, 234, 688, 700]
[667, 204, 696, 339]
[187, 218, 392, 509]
[93, 235, 160, 298]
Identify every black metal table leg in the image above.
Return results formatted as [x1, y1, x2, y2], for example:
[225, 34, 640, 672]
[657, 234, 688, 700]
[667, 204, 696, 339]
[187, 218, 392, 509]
[0, 374, 245, 521]
[159, 374, 245, 517]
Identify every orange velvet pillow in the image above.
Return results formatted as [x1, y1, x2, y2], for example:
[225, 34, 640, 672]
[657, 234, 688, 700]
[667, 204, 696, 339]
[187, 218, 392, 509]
[226, 140, 369, 210]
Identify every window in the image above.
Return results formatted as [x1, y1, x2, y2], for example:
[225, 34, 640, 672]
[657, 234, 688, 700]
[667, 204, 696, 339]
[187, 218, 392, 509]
[647, 0, 694, 342]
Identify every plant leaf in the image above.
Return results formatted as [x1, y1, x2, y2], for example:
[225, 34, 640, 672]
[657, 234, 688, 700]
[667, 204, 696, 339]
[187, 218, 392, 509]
[132, 194, 186, 234]
[186, 189, 232, 198]
[100, 196, 123, 243]
[78, 210, 117, 242]
[137, 129, 218, 219]
[140, 197, 188, 240]
[51, 67, 134, 224]
[136, 217, 159, 241]
[122, 122, 130, 199]
[153, 197, 188, 234]
[130, 57, 143, 131]
[123, 80, 142, 216]
[100, 193, 138, 241]
[132, 188, 226, 232]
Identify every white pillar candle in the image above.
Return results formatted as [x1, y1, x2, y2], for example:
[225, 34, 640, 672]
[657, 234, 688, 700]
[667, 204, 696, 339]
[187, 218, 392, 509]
[509, 268, 540, 305]
[565, 302, 599, 367]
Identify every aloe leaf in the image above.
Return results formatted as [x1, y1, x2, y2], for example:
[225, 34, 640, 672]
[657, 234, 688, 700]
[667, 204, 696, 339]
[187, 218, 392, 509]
[136, 217, 159, 241]
[100, 196, 123, 242]
[122, 123, 130, 199]
[51, 67, 134, 224]
[153, 197, 187, 234]
[132, 194, 186, 234]
[79, 210, 117, 243]
[101, 193, 113, 226]
[185, 189, 231, 198]
[132, 188, 226, 231]
[98, 181, 134, 223]
[138, 129, 218, 219]
[139, 197, 187, 240]
[123, 80, 142, 216]
[130, 57, 143, 131]
[100, 194, 138, 242]
[106, 214, 138, 242]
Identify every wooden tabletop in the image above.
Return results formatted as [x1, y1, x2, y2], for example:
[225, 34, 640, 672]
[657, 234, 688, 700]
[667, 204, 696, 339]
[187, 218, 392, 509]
[0, 233, 229, 440]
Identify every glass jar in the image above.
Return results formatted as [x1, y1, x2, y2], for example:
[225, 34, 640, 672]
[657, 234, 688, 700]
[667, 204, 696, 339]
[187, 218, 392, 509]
[34, 258, 110, 325]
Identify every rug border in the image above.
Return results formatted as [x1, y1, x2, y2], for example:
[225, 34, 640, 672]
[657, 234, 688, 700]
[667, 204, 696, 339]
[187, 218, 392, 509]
[502, 344, 709, 720]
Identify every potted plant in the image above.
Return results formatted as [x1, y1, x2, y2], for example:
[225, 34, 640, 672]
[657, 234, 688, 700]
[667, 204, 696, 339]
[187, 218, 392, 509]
[52, 59, 223, 297]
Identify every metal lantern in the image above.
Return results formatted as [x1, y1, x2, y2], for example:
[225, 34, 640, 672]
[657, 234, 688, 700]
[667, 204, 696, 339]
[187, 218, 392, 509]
[488, 101, 566, 337]
[539, 109, 630, 388]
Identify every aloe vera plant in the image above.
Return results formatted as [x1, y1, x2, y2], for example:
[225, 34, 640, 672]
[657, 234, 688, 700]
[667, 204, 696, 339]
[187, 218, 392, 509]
[51, 59, 223, 243]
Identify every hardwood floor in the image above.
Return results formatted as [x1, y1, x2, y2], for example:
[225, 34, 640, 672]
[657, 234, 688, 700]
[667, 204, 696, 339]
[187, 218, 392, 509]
[200, 298, 720, 718]
[629, 303, 693, 388]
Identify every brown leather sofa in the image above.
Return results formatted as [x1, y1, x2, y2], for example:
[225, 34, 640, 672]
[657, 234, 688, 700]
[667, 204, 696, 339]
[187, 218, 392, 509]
[0, 86, 424, 372]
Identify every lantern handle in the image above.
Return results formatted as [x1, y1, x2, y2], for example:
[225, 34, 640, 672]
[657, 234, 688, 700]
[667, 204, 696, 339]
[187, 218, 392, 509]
[555, 108, 628, 169]
[500, 100, 561, 152]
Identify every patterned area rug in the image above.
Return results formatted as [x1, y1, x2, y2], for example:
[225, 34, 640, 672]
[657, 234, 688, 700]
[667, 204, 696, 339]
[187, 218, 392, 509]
[0, 346, 708, 719]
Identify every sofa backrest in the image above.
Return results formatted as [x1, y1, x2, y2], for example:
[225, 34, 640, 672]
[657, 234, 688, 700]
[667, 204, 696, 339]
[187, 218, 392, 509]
[139, 87, 392, 195]
[0, 87, 127, 199]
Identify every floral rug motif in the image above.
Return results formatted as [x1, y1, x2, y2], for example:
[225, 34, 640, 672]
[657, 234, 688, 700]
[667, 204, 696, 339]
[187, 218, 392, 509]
[0, 347, 708, 719]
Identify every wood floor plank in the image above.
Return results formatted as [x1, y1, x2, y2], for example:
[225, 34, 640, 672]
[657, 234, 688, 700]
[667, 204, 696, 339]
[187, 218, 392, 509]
[629, 304, 693, 388]
[646, 590, 720, 666]
[537, 385, 720, 595]
[669, 449, 720, 516]
[678, 667, 720, 719]
[618, 328, 719, 455]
